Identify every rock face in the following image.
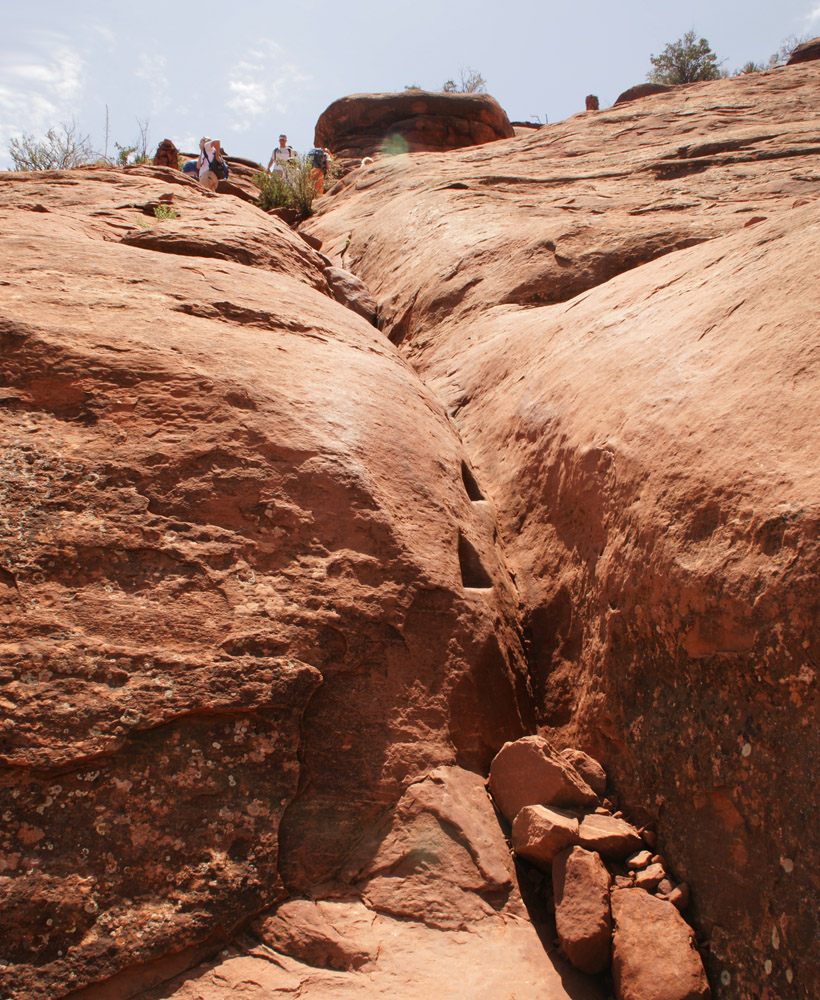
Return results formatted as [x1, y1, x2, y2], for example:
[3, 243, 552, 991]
[611, 889, 711, 1000]
[304, 63, 820, 999]
[314, 91, 515, 162]
[6, 60, 820, 1000]
[0, 166, 534, 999]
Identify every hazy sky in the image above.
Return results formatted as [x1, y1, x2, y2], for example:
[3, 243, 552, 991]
[2, 0, 819, 169]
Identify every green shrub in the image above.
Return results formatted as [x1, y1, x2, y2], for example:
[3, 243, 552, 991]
[153, 204, 178, 220]
[253, 153, 330, 221]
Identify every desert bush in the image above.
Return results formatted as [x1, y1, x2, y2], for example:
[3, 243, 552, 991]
[442, 67, 487, 93]
[253, 153, 331, 221]
[153, 205, 178, 220]
[8, 121, 96, 171]
[647, 31, 723, 84]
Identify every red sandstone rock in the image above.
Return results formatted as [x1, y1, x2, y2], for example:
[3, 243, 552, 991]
[252, 898, 376, 970]
[626, 851, 652, 870]
[511, 804, 579, 867]
[0, 169, 533, 1000]
[561, 747, 607, 797]
[614, 82, 673, 104]
[323, 265, 378, 324]
[577, 814, 644, 860]
[611, 888, 710, 1000]
[304, 64, 820, 997]
[488, 735, 598, 820]
[633, 862, 666, 891]
[787, 36, 820, 64]
[553, 846, 612, 975]
[314, 90, 515, 162]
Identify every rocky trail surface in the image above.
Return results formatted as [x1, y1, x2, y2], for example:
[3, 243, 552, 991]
[1, 58, 819, 1000]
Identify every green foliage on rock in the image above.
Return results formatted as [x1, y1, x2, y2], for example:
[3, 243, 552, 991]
[253, 152, 338, 221]
[647, 31, 723, 85]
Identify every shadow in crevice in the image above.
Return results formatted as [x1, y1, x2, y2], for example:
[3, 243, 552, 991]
[461, 460, 485, 501]
[513, 855, 611, 1000]
[457, 532, 493, 589]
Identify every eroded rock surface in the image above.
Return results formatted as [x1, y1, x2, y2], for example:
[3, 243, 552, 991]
[305, 63, 820, 998]
[0, 167, 532, 999]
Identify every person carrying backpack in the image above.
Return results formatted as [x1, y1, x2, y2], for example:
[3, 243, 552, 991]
[198, 136, 228, 191]
[267, 134, 294, 174]
[308, 146, 332, 194]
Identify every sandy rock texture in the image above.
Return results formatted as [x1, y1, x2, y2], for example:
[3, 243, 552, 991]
[314, 90, 515, 164]
[0, 166, 534, 998]
[305, 63, 820, 998]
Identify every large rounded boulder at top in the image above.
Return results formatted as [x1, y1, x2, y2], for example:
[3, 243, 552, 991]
[314, 90, 515, 162]
[787, 35, 820, 64]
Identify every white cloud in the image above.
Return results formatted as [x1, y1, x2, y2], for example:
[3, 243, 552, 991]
[808, 3, 820, 24]
[0, 32, 87, 157]
[135, 52, 171, 116]
[225, 39, 311, 130]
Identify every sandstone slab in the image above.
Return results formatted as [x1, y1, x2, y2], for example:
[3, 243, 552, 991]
[512, 804, 580, 867]
[577, 815, 644, 860]
[553, 846, 612, 975]
[611, 888, 710, 1000]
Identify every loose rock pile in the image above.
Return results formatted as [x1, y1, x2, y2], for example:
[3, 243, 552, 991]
[489, 736, 711, 999]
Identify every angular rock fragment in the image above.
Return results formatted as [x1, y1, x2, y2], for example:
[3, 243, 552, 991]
[577, 813, 644, 860]
[253, 898, 377, 970]
[561, 747, 608, 797]
[488, 735, 598, 820]
[511, 804, 579, 867]
[611, 888, 710, 1000]
[553, 846, 612, 975]
[633, 862, 666, 891]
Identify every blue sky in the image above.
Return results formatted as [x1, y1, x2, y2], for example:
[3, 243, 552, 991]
[2, 0, 819, 169]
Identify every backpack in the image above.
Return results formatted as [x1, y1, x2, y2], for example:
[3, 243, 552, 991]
[205, 145, 229, 180]
[309, 147, 328, 173]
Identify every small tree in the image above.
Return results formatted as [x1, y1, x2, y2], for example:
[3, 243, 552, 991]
[8, 121, 96, 170]
[442, 66, 487, 94]
[647, 31, 723, 85]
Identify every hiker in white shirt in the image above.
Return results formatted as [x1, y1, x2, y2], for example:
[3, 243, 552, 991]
[198, 137, 223, 191]
[267, 134, 294, 174]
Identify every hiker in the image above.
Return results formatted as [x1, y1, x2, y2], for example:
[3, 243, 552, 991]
[198, 136, 226, 191]
[308, 146, 332, 194]
[267, 134, 294, 174]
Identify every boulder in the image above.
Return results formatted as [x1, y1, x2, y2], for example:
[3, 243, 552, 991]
[611, 888, 710, 1000]
[323, 265, 378, 324]
[787, 36, 820, 64]
[314, 91, 515, 163]
[488, 735, 598, 820]
[614, 82, 673, 104]
[561, 747, 607, 797]
[577, 814, 644, 860]
[252, 898, 376, 970]
[511, 804, 579, 867]
[553, 846, 612, 975]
